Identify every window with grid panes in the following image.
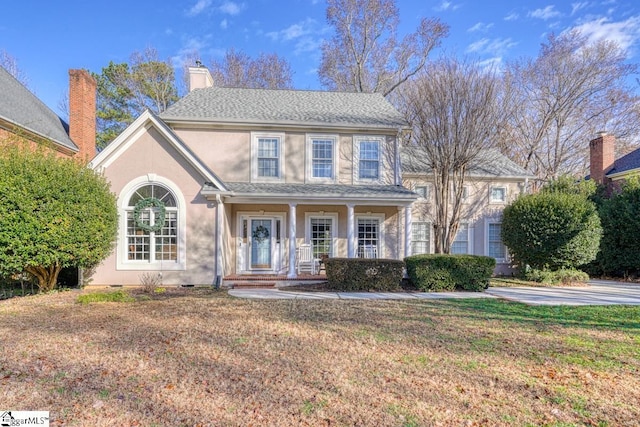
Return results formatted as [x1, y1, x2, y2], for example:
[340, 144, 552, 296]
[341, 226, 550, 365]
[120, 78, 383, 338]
[257, 137, 279, 177]
[126, 184, 178, 262]
[488, 223, 506, 259]
[451, 223, 469, 254]
[312, 139, 333, 179]
[357, 218, 379, 257]
[310, 218, 333, 257]
[358, 140, 379, 179]
[412, 222, 430, 254]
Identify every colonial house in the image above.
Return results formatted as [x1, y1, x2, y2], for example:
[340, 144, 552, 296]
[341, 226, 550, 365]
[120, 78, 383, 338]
[88, 65, 417, 286]
[589, 131, 640, 187]
[402, 149, 534, 275]
[0, 65, 96, 160]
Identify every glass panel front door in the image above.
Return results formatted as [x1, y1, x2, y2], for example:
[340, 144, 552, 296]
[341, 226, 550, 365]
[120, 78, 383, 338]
[251, 219, 272, 269]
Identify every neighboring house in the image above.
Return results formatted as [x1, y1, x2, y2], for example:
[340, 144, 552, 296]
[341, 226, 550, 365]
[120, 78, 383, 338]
[589, 131, 640, 187]
[88, 65, 417, 286]
[402, 149, 534, 275]
[0, 65, 96, 160]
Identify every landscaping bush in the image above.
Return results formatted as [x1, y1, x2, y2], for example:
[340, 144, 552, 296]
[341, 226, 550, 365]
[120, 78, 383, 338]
[404, 254, 496, 292]
[591, 179, 640, 278]
[324, 258, 404, 291]
[501, 191, 601, 271]
[522, 268, 589, 285]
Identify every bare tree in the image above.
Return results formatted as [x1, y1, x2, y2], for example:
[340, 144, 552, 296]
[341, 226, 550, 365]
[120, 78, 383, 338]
[400, 59, 506, 253]
[319, 0, 448, 96]
[0, 49, 29, 87]
[209, 48, 293, 89]
[500, 30, 640, 183]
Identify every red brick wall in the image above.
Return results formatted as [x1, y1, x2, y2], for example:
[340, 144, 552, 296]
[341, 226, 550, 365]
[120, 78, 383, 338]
[68, 69, 97, 162]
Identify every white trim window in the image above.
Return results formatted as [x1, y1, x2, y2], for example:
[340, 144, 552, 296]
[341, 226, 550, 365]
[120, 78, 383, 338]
[118, 177, 186, 271]
[451, 222, 470, 254]
[487, 222, 507, 261]
[356, 214, 385, 258]
[414, 185, 429, 200]
[354, 136, 384, 183]
[306, 134, 337, 182]
[305, 213, 338, 258]
[251, 132, 285, 182]
[490, 186, 507, 203]
[412, 222, 430, 254]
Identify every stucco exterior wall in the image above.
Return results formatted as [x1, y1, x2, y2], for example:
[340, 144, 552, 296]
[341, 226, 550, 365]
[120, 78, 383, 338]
[90, 126, 217, 286]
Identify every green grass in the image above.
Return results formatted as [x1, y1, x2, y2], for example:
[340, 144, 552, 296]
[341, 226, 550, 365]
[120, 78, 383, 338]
[436, 298, 640, 331]
[76, 290, 135, 304]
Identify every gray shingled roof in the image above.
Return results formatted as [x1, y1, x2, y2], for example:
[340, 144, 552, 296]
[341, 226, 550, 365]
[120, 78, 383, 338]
[401, 147, 533, 178]
[209, 182, 416, 200]
[161, 87, 407, 129]
[0, 66, 77, 151]
[607, 146, 640, 176]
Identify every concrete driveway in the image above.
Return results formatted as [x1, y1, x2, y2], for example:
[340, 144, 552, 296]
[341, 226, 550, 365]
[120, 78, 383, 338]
[229, 280, 640, 305]
[485, 280, 640, 306]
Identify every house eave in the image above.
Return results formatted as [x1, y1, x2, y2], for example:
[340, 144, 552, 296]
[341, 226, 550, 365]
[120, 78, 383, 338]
[161, 116, 407, 134]
[0, 117, 78, 155]
[607, 168, 640, 181]
[209, 192, 416, 206]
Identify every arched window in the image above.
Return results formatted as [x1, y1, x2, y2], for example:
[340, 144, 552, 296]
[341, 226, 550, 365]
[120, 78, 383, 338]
[126, 184, 178, 262]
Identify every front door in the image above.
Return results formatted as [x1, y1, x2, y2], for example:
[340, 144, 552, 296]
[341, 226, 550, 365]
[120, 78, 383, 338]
[250, 219, 272, 269]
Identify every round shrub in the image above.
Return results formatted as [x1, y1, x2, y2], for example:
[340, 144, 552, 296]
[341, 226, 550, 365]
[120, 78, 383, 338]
[501, 192, 601, 271]
[405, 254, 496, 292]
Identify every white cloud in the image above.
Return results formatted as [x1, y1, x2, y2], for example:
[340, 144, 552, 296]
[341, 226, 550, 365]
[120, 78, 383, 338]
[466, 37, 518, 56]
[220, 19, 228, 30]
[504, 12, 519, 21]
[186, 0, 211, 17]
[571, 2, 589, 15]
[266, 18, 317, 41]
[434, 1, 461, 12]
[468, 22, 494, 33]
[571, 15, 640, 53]
[529, 5, 562, 20]
[219, 1, 244, 15]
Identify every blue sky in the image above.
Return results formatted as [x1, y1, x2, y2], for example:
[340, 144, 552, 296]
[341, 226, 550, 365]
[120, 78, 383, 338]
[2, 0, 640, 113]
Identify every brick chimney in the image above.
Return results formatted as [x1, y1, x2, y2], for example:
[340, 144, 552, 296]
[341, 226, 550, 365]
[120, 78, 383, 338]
[589, 131, 615, 185]
[68, 69, 97, 162]
[188, 62, 214, 92]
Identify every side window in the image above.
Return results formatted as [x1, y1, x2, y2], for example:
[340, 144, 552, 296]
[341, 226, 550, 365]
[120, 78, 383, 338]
[490, 186, 507, 203]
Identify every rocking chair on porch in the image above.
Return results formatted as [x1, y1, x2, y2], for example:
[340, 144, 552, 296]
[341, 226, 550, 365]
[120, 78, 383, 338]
[297, 244, 320, 275]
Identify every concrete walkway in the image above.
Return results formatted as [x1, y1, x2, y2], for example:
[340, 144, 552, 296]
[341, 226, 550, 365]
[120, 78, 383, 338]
[228, 280, 640, 305]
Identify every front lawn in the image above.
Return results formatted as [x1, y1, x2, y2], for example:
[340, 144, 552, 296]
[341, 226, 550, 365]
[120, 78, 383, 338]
[1, 289, 638, 426]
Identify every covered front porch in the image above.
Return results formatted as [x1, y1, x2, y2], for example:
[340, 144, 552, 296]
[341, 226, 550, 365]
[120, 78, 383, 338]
[202, 182, 417, 280]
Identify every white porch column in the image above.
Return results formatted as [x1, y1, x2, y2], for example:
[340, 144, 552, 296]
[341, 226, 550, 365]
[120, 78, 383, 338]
[347, 203, 355, 258]
[215, 195, 224, 286]
[288, 202, 297, 278]
[404, 205, 412, 259]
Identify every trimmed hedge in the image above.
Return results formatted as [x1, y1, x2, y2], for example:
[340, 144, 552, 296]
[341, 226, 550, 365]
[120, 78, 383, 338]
[405, 254, 496, 292]
[522, 268, 589, 285]
[324, 258, 404, 291]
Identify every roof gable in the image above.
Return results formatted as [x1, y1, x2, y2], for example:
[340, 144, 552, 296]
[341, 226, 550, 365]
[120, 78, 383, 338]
[160, 87, 407, 130]
[0, 65, 77, 151]
[89, 109, 228, 191]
